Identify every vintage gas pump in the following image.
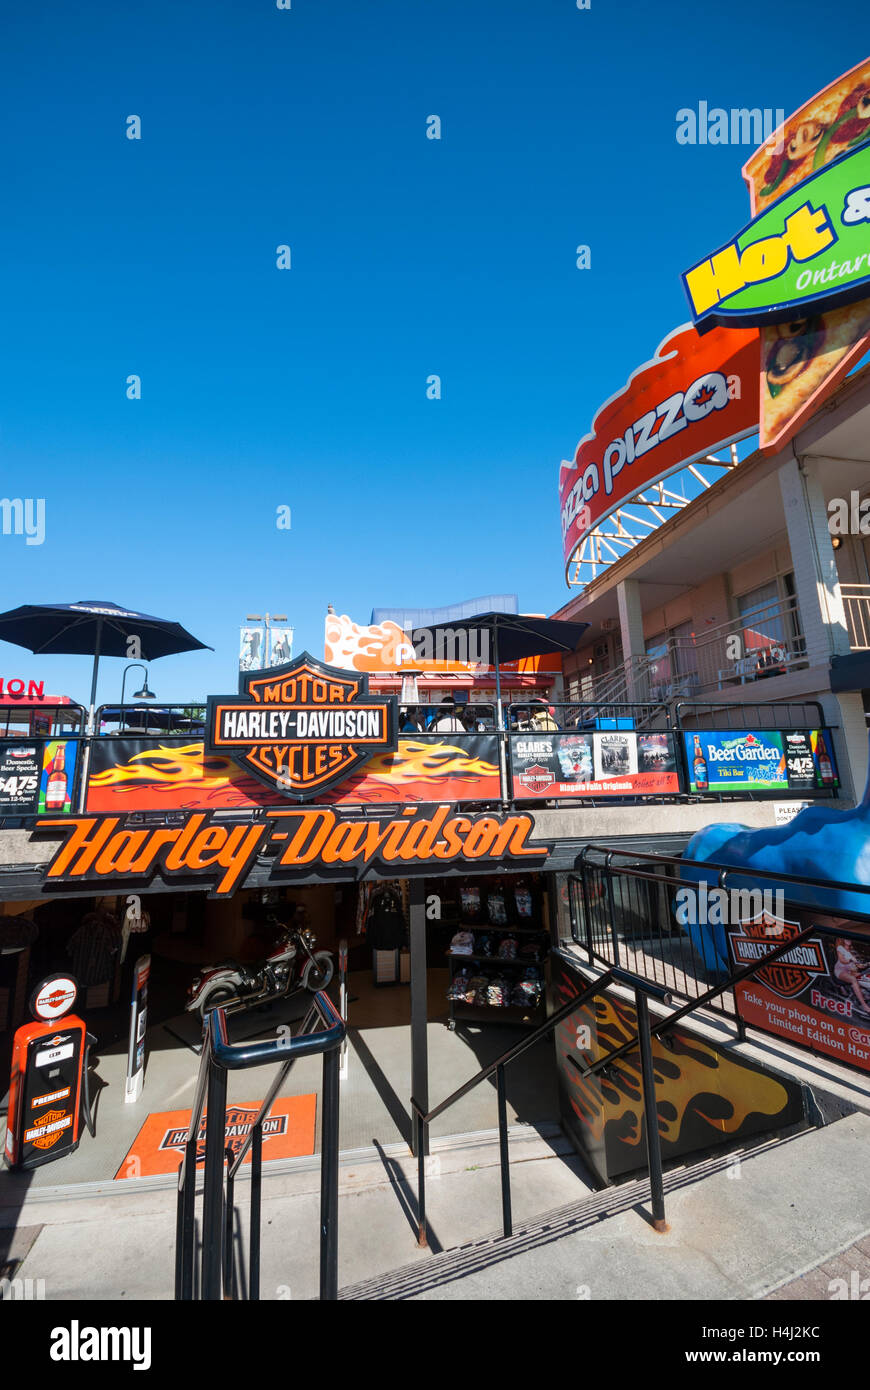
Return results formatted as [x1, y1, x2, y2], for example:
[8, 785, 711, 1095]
[4, 974, 95, 1171]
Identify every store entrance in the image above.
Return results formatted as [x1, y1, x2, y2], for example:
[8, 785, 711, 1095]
[1, 872, 562, 1190]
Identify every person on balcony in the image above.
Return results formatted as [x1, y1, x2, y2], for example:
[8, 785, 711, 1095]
[430, 697, 466, 733]
[527, 699, 559, 732]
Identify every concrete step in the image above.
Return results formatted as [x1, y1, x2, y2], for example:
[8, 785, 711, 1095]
[339, 1113, 870, 1301]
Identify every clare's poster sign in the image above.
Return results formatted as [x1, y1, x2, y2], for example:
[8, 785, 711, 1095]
[683, 145, 870, 330]
[511, 730, 680, 799]
[34, 804, 551, 896]
[206, 652, 397, 800]
[559, 322, 760, 573]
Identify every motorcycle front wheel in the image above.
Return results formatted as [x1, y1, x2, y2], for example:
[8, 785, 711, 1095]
[302, 953, 334, 991]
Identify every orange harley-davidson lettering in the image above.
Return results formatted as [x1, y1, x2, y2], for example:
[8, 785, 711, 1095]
[37, 806, 549, 896]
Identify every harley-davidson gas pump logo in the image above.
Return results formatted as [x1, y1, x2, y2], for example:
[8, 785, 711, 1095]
[728, 911, 828, 998]
[205, 652, 398, 800]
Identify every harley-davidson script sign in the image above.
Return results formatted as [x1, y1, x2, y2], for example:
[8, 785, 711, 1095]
[205, 651, 397, 799]
[34, 804, 551, 896]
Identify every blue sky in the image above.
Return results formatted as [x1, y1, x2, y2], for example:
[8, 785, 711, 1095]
[0, 0, 865, 707]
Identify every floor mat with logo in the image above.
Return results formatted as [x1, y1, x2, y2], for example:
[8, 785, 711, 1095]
[115, 1094, 317, 1179]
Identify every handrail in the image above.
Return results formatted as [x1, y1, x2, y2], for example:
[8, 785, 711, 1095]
[571, 920, 820, 1083]
[674, 697, 826, 731]
[225, 1002, 321, 1180]
[410, 971, 615, 1128]
[207, 988, 345, 1068]
[578, 842, 870, 915]
[175, 989, 346, 1303]
[410, 971, 616, 1245]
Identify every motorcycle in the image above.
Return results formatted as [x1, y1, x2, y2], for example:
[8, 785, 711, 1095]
[185, 914, 334, 1019]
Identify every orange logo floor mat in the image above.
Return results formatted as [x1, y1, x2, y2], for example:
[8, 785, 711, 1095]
[115, 1094, 317, 1179]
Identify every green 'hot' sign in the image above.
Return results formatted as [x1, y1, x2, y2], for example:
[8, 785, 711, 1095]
[683, 144, 870, 329]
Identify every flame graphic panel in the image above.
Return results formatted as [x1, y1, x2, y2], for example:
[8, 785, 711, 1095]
[551, 957, 803, 1183]
[86, 737, 501, 811]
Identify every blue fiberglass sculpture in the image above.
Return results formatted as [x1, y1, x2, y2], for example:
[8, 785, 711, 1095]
[679, 738, 870, 974]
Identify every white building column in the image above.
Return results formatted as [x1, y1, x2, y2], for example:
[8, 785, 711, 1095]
[617, 579, 645, 701]
[779, 455, 867, 800]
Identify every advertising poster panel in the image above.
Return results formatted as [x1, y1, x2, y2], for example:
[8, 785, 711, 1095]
[86, 734, 502, 810]
[511, 730, 680, 799]
[741, 56, 870, 454]
[683, 728, 837, 795]
[727, 911, 870, 1076]
[125, 955, 150, 1104]
[0, 742, 43, 813]
[38, 739, 78, 814]
[0, 739, 78, 815]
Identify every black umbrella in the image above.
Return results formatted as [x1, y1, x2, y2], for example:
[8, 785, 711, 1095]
[421, 611, 589, 801]
[0, 600, 212, 727]
[422, 611, 589, 718]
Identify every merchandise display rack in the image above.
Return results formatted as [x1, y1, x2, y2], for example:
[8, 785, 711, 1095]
[446, 923, 549, 1030]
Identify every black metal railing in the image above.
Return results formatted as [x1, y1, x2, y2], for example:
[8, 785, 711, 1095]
[674, 698, 825, 731]
[175, 990, 345, 1302]
[0, 698, 845, 825]
[508, 699, 671, 732]
[569, 844, 870, 1029]
[411, 972, 615, 1244]
[414, 845, 870, 1243]
[410, 934, 815, 1242]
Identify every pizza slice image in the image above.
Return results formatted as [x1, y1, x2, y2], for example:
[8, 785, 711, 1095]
[742, 56, 870, 453]
[760, 301, 870, 452]
[743, 57, 870, 213]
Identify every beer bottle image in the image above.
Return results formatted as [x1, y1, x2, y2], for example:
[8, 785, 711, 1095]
[813, 734, 835, 787]
[44, 743, 68, 811]
[692, 735, 708, 792]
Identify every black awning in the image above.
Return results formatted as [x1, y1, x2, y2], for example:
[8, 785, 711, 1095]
[830, 652, 870, 693]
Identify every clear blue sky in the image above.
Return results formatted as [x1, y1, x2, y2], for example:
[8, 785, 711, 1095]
[1, 1, 864, 706]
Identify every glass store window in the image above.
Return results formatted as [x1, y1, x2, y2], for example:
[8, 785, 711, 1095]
[735, 574, 805, 674]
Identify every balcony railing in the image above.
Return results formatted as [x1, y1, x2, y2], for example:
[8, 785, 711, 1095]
[840, 584, 870, 651]
[571, 598, 808, 705]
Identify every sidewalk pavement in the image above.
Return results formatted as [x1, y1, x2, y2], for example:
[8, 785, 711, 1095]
[6, 1113, 870, 1302]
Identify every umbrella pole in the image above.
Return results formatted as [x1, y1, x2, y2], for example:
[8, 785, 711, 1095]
[86, 620, 103, 734]
[494, 627, 510, 807]
[79, 619, 103, 811]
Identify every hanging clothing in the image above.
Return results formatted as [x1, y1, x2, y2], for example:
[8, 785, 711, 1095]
[67, 911, 120, 987]
[365, 887, 407, 950]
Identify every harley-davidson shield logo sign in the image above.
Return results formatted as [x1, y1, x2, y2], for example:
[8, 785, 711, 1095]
[518, 764, 555, 795]
[206, 652, 397, 800]
[728, 911, 828, 999]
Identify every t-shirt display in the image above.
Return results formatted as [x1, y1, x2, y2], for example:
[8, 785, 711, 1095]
[445, 875, 549, 1027]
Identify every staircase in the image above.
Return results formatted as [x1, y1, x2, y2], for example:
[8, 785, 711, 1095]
[338, 1113, 870, 1301]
